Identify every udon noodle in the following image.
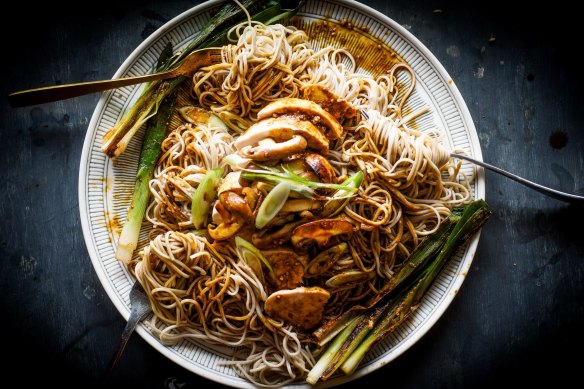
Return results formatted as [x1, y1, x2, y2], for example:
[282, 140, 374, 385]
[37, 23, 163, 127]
[129, 20, 471, 386]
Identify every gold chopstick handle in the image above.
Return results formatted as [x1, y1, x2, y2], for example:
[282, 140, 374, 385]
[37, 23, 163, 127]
[7, 72, 167, 107]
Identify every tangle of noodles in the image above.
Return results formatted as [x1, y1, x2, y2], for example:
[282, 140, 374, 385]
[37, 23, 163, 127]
[129, 21, 472, 387]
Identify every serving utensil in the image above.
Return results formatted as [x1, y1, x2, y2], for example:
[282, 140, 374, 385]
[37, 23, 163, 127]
[451, 153, 584, 203]
[8, 47, 223, 107]
[105, 280, 152, 376]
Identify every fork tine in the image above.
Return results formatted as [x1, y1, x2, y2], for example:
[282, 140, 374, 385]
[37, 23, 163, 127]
[208, 48, 224, 63]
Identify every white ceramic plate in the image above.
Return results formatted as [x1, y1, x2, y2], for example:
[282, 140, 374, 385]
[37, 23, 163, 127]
[79, 0, 485, 387]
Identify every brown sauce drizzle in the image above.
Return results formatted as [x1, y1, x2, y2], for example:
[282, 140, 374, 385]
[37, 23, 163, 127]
[291, 17, 406, 77]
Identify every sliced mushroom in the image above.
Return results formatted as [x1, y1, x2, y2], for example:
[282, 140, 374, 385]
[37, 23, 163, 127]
[257, 98, 343, 140]
[235, 116, 330, 161]
[236, 116, 329, 153]
[291, 219, 354, 249]
[264, 286, 331, 330]
[264, 248, 307, 290]
[219, 191, 253, 222]
[240, 135, 307, 161]
[252, 219, 305, 249]
[179, 106, 229, 132]
[242, 186, 261, 212]
[304, 152, 337, 184]
[178, 106, 212, 125]
[208, 213, 245, 241]
[223, 153, 253, 170]
[302, 85, 358, 122]
[279, 199, 322, 213]
[208, 182, 249, 241]
[218, 171, 244, 195]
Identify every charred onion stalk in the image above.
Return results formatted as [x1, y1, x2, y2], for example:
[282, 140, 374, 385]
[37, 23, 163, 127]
[307, 200, 491, 384]
[102, 0, 302, 157]
[115, 43, 177, 264]
[312, 207, 460, 346]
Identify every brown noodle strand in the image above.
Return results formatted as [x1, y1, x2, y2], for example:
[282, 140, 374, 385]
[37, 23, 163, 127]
[127, 21, 472, 387]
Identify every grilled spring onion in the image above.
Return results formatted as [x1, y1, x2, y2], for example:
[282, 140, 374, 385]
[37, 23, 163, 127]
[312, 208, 460, 346]
[101, 0, 302, 158]
[255, 181, 291, 228]
[115, 43, 177, 264]
[191, 168, 223, 229]
[235, 237, 274, 285]
[306, 317, 360, 385]
[307, 199, 491, 383]
[321, 171, 364, 217]
[236, 162, 361, 199]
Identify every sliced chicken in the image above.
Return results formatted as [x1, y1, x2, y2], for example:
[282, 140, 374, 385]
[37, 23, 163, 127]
[303, 85, 358, 122]
[257, 98, 343, 140]
[264, 286, 331, 330]
[264, 248, 307, 290]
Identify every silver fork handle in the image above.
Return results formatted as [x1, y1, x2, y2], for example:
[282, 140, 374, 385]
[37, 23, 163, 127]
[451, 153, 584, 204]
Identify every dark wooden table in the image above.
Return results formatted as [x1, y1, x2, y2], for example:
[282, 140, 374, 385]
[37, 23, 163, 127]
[2, 0, 583, 387]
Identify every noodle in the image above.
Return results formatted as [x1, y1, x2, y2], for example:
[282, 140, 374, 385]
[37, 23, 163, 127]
[129, 21, 472, 386]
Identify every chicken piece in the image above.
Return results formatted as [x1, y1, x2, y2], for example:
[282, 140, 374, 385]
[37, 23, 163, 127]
[303, 85, 358, 122]
[264, 286, 331, 330]
[264, 248, 307, 290]
[291, 219, 354, 249]
[257, 98, 343, 140]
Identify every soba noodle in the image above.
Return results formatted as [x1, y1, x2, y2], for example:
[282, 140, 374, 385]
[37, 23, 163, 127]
[129, 20, 471, 387]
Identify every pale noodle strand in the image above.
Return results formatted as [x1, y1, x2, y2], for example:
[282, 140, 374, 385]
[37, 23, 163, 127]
[130, 21, 474, 386]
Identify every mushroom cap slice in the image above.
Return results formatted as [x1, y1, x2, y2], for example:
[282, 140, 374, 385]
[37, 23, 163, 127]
[257, 98, 343, 140]
[264, 286, 331, 330]
[240, 136, 308, 161]
[279, 199, 322, 213]
[218, 171, 244, 195]
[207, 213, 245, 241]
[263, 248, 307, 290]
[235, 116, 329, 154]
[252, 219, 304, 249]
[291, 219, 354, 249]
[304, 152, 337, 183]
[303, 85, 358, 122]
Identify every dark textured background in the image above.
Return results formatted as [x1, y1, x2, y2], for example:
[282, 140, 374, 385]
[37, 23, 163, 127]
[1, 0, 583, 387]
